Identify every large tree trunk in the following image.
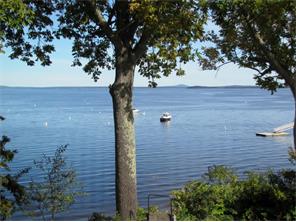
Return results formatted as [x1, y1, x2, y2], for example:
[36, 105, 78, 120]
[290, 84, 296, 150]
[294, 101, 296, 150]
[109, 46, 137, 219]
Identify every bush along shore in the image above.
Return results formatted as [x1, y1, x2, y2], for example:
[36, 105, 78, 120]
[171, 150, 296, 221]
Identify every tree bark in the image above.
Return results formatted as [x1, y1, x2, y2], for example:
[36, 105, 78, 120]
[294, 99, 296, 150]
[109, 46, 137, 220]
[290, 84, 296, 150]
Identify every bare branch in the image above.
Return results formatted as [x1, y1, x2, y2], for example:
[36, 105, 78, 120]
[214, 61, 232, 77]
[245, 66, 263, 74]
[216, 61, 232, 70]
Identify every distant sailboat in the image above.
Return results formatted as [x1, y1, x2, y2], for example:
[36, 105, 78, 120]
[256, 122, 294, 137]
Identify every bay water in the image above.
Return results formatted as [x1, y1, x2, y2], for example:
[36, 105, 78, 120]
[0, 87, 293, 220]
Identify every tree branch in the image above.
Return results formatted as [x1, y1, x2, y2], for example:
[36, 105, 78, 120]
[216, 61, 232, 70]
[107, 1, 117, 26]
[213, 61, 232, 77]
[241, 9, 295, 86]
[132, 27, 151, 62]
[129, 20, 140, 41]
[244, 65, 272, 76]
[85, 0, 121, 48]
[253, 32, 294, 85]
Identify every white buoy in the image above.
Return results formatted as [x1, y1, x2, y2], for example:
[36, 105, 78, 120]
[44, 122, 48, 127]
[68, 116, 72, 120]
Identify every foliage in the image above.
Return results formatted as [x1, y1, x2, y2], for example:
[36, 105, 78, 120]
[172, 165, 296, 221]
[88, 206, 159, 221]
[0, 0, 33, 53]
[1, 0, 207, 84]
[137, 206, 159, 221]
[24, 145, 84, 220]
[201, 0, 296, 93]
[0, 119, 29, 220]
[135, 207, 147, 221]
[88, 212, 113, 221]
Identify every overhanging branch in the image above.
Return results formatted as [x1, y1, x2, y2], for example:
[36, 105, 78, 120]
[244, 19, 295, 85]
[254, 32, 294, 85]
[240, 9, 295, 86]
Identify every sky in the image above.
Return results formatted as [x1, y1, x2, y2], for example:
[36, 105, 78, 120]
[0, 38, 256, 87]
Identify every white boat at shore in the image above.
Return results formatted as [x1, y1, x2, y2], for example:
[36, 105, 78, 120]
[160, 112, 172, 122]
[132, 108, 140, 113]
[256, 122, 294, 137]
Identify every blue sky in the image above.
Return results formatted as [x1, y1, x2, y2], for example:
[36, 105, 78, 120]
[0, 38, 256, 87]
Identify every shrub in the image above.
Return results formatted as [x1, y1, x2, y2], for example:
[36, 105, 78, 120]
[172, 165, 296, 221]
[89, 206, 159, 221]
[24, 145, 85, 220]
[0, 118, 29, 220]
[88, 212, 113, 221]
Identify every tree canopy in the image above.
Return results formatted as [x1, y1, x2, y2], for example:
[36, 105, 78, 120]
[1, 0, 207, 85]
[201, 0, 296, 93]
[0, 0, 33, 53]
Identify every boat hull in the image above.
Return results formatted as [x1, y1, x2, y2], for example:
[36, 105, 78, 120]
[160, 118, 171, 122]
[256, 132, 289, 137]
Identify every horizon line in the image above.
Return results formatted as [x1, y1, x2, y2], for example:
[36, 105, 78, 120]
[0, 84, 259, 88]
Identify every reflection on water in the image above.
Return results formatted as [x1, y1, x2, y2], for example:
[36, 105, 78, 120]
[269, 132, 293, 145]
[161, 121, 171, 128]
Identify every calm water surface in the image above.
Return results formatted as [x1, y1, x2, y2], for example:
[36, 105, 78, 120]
[0, 87, 294, 220]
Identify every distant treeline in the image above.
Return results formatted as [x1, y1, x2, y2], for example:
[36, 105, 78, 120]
[188, 85, 260, 89]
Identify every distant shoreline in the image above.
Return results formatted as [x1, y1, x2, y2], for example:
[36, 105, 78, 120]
[0, 85, 262, 89]
[187, 85, 260, 89]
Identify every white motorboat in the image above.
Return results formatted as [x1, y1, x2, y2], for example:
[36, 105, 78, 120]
[132, 108, 140, 113]
[160, 112, 172, 122]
